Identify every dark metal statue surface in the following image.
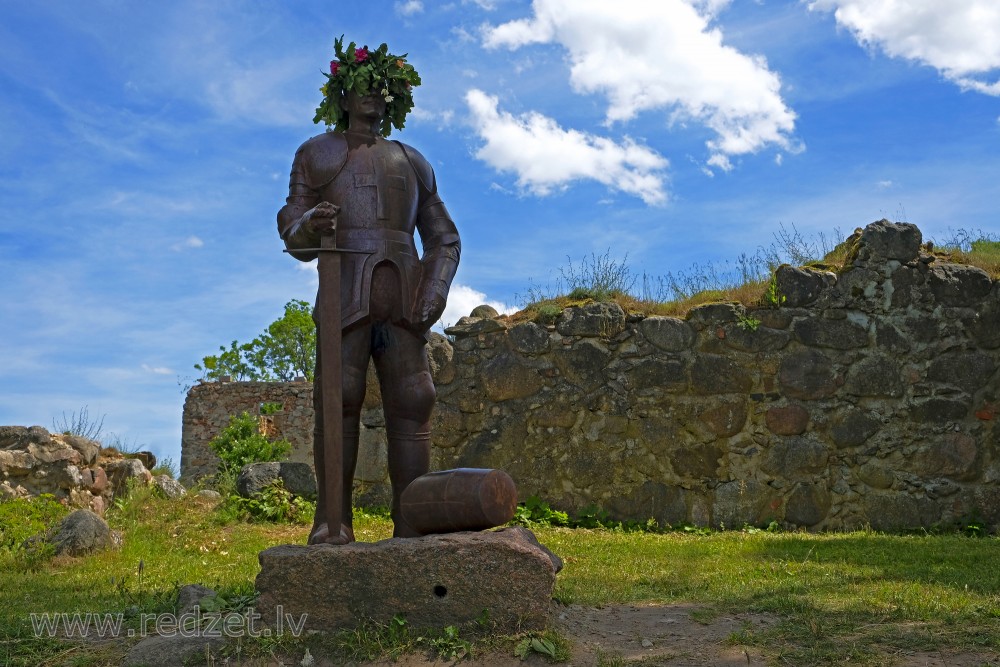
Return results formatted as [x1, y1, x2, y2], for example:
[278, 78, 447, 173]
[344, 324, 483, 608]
[278, 89, 461, 545]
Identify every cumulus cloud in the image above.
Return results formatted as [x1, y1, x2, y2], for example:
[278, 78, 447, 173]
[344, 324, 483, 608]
[395, 0, 424, 16]
[465, 89, 669, 205]
[482, 0, 798, 166]
[437, 283, 514, 330]
[810, 0, 1000, 95]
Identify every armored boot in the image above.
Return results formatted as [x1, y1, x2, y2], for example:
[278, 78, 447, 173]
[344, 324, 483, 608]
[308, 418, 360, 545]
[386, 422, 431, 538]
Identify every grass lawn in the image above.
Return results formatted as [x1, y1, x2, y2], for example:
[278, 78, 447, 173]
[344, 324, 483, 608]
[1, 490, 998, 666]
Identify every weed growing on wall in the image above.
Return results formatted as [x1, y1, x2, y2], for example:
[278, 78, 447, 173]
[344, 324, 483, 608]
[149, 456, 179, 479]
[559, 250, 636, 301]
[515, 223, 846, 321]
[51, 406, 105, 440]
[514, 222, 999, 322]
[935, 228, 1000, 278]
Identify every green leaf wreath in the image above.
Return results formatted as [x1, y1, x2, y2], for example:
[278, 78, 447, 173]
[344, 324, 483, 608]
[314, 35, 422, 137]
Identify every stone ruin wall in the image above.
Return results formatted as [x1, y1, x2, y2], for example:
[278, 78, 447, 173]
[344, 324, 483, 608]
[181, 221, 1000, 532]
[0, 426, 157, 514]
[181, 382, 316, 481]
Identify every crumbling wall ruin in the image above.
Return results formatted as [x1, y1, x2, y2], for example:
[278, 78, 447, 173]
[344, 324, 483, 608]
[181, 221, 1000, 531]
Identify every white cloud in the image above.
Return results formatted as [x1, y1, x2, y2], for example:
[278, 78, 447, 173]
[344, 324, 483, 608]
[877, 179, 893, 189]
[810, 0, 1000, 95]
[482, 0, 798, 166]
[463, 0, 502, 9]
[689, 0, 732, 17]
[437, 283, 515, 329]
[171, 236, 204, 251]
[465, 89, 669, 205]
[408, 106, 456, 129]
[707, 154, 733, 172]
[141, 364, 174, 375]
[395, 0, 424, 16]
[451, 26, 477, 43]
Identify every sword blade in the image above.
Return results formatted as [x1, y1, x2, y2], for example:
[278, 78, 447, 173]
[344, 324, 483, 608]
[318, 233, 344, 543]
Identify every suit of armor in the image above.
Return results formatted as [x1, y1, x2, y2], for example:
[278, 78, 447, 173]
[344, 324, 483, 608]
[278, 129, 460, 539]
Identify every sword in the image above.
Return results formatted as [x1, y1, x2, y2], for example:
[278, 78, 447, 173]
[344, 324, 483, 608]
[285, 209, 370, 545]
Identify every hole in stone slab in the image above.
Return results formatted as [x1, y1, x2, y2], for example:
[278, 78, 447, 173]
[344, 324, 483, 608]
[433, 585, 448, 598]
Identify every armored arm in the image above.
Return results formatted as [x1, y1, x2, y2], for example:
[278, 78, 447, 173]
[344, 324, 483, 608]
[393, 140, 461, 331]
[277, 146, 323, 262]
[278, 135, 348, 261]
[416, 194, 461, 306]
[411, 194, 460, 331]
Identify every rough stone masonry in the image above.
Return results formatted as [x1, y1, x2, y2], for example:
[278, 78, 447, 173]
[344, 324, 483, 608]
[182, 220, 1000, 532]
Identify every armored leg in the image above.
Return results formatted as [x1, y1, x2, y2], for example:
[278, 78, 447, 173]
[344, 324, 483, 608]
[309, 321, 370, 545]
[374, 325, 436, 537]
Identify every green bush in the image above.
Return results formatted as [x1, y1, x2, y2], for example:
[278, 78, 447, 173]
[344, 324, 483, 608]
[224, 480, 315, 524]
[208, 412, 292, 474]
[511, 495, 570, 527]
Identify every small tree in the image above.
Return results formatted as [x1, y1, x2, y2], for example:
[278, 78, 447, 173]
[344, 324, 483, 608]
[195, 300, 315, 382]
[208, 412, 292, 474]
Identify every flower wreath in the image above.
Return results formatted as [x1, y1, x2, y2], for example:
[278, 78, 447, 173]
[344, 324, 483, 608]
[313, 35, 422, 137]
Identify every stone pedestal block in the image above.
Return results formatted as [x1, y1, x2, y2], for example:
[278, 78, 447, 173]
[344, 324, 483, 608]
[255, 527, 560, 633]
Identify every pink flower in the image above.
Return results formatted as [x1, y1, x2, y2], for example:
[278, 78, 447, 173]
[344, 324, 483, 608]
[355, 46, 369, 63]
[330, 61, 340, 76]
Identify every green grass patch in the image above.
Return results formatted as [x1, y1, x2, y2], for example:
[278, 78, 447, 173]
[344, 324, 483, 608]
[2, 493, 999, 666]
[539, 526, 1000, 665]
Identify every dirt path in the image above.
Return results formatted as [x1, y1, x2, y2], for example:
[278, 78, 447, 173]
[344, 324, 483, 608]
[547, 602, 774, 666]
[340, 603, 1000, 667]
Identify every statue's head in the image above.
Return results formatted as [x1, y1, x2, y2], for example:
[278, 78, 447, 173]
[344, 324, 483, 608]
[314, 36, 422, 137]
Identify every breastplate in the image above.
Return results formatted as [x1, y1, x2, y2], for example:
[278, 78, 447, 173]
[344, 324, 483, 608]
[314, 137, 423, 330]
[319, 139, 419, 235]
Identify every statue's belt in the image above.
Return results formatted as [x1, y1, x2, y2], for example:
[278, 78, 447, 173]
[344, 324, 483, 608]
[335, 228, 414, 243]
[287, 228, 417, 256]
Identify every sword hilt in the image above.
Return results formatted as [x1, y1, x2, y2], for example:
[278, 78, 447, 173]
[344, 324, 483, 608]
[321, 231, 337, 252]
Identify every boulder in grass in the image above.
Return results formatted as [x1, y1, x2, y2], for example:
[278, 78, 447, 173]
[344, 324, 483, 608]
[236, 462, 316, 499]
[49, 509, 111, 557]
[176, 584, 218, 615]
[153, 475, 187, 500]
[104, 458, 151, 496]
[123, 635, 226, 667]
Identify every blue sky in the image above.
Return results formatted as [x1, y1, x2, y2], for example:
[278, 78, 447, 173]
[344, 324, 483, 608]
[2, 0, 998, 468]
